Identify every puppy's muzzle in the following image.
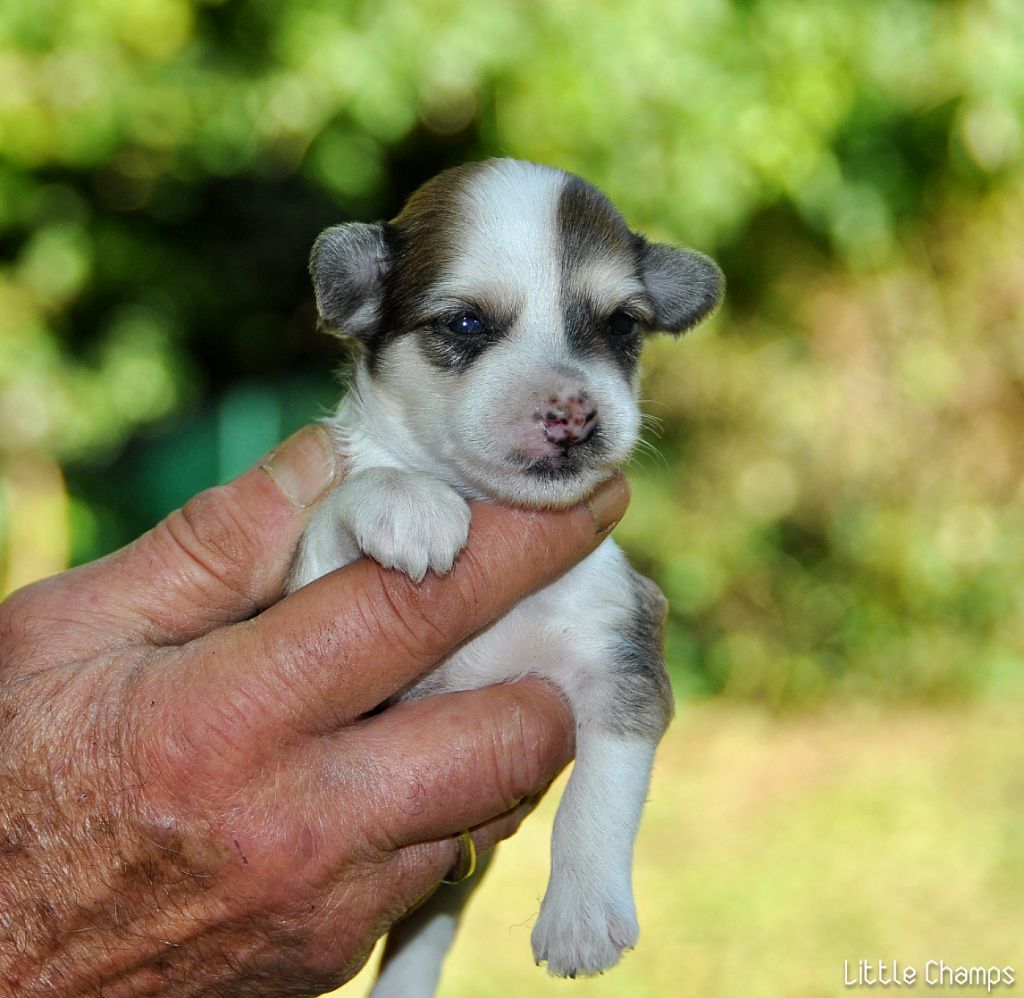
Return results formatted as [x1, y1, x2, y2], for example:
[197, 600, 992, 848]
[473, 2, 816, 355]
[536, 393, 598, 450]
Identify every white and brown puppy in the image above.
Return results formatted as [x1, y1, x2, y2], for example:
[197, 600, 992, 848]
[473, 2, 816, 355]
[288, 158, 722, 994]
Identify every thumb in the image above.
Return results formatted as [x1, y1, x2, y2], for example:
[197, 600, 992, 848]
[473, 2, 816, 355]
[7, 425, 338, 659]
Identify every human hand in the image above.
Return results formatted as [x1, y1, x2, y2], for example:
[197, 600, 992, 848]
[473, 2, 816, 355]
[0, 425, 629, 996]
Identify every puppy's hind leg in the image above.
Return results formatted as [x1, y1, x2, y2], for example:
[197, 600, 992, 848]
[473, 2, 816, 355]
[531, 574, 673, 978]
[369, 850, 492, 998]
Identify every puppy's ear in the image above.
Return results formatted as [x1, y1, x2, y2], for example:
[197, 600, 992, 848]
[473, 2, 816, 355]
[310, 222, 390, 338]
[639, 241, 724, 335]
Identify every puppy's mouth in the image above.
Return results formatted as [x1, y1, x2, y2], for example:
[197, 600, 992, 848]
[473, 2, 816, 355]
[507, 432, 609, 479]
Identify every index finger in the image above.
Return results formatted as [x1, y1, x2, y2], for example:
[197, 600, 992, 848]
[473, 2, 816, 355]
[163, 476, 629, 756]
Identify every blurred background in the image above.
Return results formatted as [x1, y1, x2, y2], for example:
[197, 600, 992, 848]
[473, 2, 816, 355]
[1, 0, 1022, 994]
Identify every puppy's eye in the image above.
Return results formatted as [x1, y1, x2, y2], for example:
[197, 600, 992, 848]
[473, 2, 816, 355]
[446, 312, 485, 336]
[607, 309, 639, 337]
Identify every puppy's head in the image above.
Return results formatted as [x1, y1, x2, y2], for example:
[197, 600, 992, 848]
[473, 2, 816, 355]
[311, 159, 723, 507]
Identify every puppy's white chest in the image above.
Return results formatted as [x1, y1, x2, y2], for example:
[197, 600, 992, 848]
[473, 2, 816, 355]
[395, 539, 633, 704]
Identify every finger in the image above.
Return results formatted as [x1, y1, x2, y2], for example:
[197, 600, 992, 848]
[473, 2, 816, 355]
[177, 475, 628, 750]
[315, 816, 515, 985]
[382, 777, 545, 890]
[1, 425, 339, 666]
[274, 681, 563, 955]
[313, 689, 559, 965]
[317, 679, 573, 852]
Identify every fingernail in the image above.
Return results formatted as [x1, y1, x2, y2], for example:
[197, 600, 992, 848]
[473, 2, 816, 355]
[260, 424, 337, 508]
[584, 472, 630, 535]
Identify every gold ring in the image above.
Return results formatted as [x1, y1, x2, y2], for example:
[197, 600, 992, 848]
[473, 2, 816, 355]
[441, 830, 477, 884]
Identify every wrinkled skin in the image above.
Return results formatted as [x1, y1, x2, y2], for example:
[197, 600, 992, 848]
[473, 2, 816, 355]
[0, 425, 629, 996]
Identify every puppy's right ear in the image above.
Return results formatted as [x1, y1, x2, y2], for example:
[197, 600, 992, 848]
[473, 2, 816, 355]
[310, 222, 390, 338]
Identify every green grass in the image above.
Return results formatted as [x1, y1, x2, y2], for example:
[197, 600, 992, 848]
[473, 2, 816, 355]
[343, 701, 1024, 997]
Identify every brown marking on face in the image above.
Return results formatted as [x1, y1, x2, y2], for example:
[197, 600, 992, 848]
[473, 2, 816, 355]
[557, 175, 636, 269]
[382, 159, 558, 373]
[373, 161, 491, 361]
[556, 176, 646, 373]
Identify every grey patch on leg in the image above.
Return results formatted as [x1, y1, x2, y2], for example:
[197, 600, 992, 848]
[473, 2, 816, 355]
[606, 570, 674, 738]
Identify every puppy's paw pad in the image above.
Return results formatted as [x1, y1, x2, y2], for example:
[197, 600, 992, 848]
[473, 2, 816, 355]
[531, 893, 638, 978]
[350, 475, 471, 582]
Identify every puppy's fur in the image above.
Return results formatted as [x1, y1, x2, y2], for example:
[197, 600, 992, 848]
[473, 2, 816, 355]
[288, 159, 723, 994]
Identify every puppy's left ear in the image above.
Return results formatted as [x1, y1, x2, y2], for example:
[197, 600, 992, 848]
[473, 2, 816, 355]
[310, 222, 390, 339]
[639, 241, 724, 335]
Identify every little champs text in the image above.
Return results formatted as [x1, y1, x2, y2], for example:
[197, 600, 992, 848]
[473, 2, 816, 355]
[845, 960, 1016, 992]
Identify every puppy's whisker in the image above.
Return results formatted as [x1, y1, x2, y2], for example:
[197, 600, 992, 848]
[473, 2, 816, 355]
[626, 437, 668, 471]
[638, 414, 665, 439]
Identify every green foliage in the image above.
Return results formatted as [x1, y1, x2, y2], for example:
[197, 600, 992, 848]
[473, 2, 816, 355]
[2, 0, 1023, 703]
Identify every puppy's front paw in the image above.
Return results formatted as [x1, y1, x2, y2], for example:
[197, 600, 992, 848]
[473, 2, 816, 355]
[531, 882, 639, 978]
[347, 470, 471, 582]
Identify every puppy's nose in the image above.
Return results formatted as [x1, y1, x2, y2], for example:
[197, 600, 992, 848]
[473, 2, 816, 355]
[536, 393, 598, 449]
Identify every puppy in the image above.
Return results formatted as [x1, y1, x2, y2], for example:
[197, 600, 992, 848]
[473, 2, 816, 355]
[288, 158, 723, 995]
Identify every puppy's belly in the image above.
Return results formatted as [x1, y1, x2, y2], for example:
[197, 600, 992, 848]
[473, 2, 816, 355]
[394, 537, 633, 704]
